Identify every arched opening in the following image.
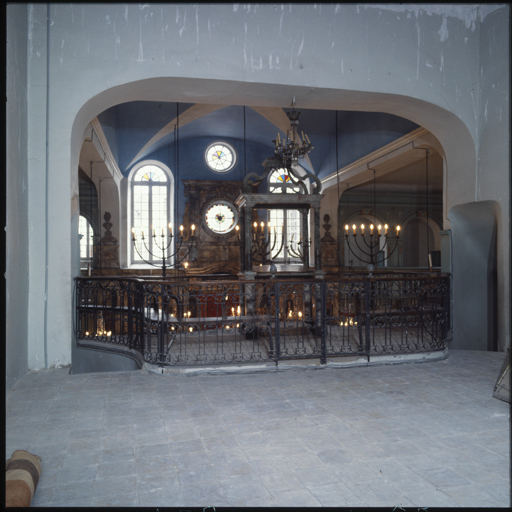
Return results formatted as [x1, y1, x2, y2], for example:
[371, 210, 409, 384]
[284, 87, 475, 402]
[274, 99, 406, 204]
[337, 142, 443, 270]
[72, 79, 484, 372]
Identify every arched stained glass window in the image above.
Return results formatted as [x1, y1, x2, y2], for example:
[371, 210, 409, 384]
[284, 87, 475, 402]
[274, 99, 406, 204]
[269, 168, 300, 194]
[276, 173, 291, 183]
[268, 169, 302, 262]
[130, 163, 171, 264]
[133, 165, 168, 183]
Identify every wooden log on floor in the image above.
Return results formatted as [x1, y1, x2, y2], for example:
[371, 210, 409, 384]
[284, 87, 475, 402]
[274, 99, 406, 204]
[5, 450, 42, 508]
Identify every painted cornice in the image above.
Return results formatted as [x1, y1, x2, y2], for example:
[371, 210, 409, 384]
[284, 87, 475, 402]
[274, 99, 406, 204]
[321, 127, 434, 190]
[89, 117, 124, 182]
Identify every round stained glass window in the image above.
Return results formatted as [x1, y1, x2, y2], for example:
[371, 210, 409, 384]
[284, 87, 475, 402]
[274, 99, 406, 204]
[205, 142, 236, 172]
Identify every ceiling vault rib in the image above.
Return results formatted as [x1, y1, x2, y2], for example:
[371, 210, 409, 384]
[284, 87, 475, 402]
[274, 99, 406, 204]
[126, 104, 226, 170]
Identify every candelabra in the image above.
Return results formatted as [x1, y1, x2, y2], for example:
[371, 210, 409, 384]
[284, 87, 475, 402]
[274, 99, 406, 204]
[344, 222, 400, 276]
[249, 222, 285, 265]
[273, 110, 313, 168]
[287, 233, 311, 261]
[131, 224, 196, 278]
[248, 221, 312, 266]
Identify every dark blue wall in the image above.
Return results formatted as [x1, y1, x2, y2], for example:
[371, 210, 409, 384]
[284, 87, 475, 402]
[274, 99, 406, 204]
[336, 111, 418, 171]
[97, 102, 419, 222]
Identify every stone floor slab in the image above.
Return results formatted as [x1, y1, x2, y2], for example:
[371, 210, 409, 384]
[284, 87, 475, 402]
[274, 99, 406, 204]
[308, 482, 362, 507]
[271, 488, 322, 507]
[5, 350, 510, 509]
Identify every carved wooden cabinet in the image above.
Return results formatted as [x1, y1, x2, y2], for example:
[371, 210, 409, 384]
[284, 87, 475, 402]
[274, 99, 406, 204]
[182, 180, 242, 274]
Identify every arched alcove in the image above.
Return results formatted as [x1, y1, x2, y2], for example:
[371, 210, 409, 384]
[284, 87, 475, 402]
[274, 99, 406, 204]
[67, 78, 480, 371]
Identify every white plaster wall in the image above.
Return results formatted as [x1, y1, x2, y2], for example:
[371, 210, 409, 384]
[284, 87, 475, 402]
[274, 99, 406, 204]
[26, 4, 50, 370]
[17, 3, 510, 369]
[477, 7, 510, 351]
[6, 4, 30, 393]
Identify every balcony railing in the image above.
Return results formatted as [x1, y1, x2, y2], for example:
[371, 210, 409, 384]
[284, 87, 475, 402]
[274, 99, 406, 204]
[74, 273, 450, 367]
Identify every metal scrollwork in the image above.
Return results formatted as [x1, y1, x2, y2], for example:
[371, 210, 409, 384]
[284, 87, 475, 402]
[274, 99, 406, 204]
[74, 273, 450, 366]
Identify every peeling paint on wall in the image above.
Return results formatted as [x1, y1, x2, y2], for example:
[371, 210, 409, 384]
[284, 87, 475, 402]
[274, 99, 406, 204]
[416, 22, 420, 80]
[179, 10, 187, 38]
[195, 5, 199, 46]
[296, 32, 304, 69]
[438, 16, 449, 42]
[28, 4, 34, 58]
[362, 3, 501, 28]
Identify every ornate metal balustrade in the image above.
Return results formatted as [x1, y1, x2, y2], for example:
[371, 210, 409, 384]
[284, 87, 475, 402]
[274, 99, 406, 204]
[74, 273, 450, 367]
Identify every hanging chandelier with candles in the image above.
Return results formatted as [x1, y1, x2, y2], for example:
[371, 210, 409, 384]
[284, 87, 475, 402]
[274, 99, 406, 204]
[241, 99, 322, 195]
[273, 110, 314, 169]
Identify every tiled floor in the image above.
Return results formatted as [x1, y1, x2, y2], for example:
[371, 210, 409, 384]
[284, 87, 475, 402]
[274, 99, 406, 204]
[5, 350, 511, 508]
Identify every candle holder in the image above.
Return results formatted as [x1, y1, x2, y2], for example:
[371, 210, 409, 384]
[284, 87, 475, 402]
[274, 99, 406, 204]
[345, 223, 400, 276]
[287, 234, 311, 262]
[132, 224, 197, 278]
[250, 222, 285, 266]
[273, 110, 313, 168]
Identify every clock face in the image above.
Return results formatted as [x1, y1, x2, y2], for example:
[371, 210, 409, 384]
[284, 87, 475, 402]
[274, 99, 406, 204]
[205, 202, 237, 234]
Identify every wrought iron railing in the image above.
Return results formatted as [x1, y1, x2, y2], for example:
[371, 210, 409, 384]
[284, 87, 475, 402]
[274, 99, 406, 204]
[74, 273, 450, 367]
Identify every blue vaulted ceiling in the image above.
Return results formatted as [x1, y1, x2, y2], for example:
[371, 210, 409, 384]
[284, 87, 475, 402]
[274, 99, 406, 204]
[97, 102, 419, 181]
